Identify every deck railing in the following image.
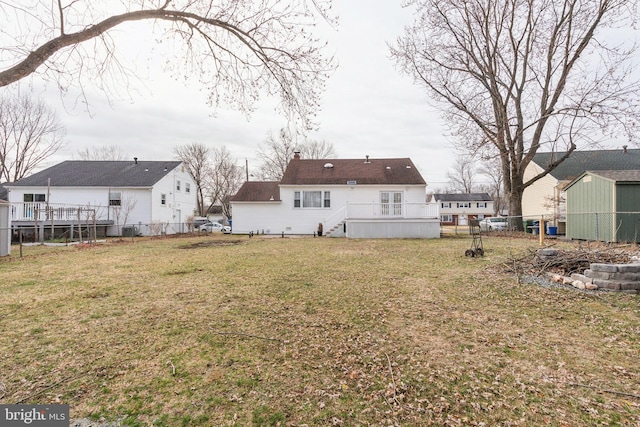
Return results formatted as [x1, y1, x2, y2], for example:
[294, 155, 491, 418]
[11, 202, 102, 222]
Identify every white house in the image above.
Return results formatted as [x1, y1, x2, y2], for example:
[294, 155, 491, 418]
[230, 154, 440, 238]
[5, 159, 197, 237]
[428, 193, 494, 225]
[523, 147, 640, 234]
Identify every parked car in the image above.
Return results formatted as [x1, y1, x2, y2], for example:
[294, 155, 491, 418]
[221, 225, 231, 234]
[199, 222, 224, 232]
[479, 217, 508, 231]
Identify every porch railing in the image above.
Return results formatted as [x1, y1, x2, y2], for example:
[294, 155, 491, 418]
[11, 202, 101, 222]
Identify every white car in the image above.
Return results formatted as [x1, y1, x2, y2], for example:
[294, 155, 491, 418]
[479, 217, 508, 232]
[199, 222, 225, 232]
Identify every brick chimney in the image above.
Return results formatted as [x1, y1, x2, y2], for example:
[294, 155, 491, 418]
[293, 151, 301, 160]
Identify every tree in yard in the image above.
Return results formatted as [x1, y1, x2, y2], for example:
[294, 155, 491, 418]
[77, 145, 128, 161]
[0, 90, 65, 182]
[0, 1, 335, 129]
[206, 146, 244, 220]
[256, 127, 336, 180]
[478, 157, 506, 216]
[173, 143, 211, 217]
[391, 0, 640, 228]
[446, 155, 476, 193]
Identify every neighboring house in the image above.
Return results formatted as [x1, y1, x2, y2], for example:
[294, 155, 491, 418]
[565, 170, 640, 243]
[230, 154, 440, 238]
[428, 193, 494, 225]
[523, 147, 640, 233]
[4, 159, 197, 237]
[0, 198, 10, 256]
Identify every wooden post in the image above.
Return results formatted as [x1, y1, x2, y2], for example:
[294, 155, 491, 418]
[539, 216, 545, 246]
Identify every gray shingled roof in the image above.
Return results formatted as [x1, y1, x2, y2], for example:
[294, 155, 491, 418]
[280, 157, 426, 185]
[432, 193, 492, 202]
[586, 169, 640, 183]
[231, 181, 281, 202]
[533, 148, 640, 181]
[7, 160, 182, 187]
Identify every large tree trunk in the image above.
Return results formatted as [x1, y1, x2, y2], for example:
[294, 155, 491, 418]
[508, 184, 524, 231]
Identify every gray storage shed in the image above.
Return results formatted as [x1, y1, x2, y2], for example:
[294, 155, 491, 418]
[565, 170, 640, 243]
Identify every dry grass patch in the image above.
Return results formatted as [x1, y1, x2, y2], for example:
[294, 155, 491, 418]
[0, 234, 639, 426]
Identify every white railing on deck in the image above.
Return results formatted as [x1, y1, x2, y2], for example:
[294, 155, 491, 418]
[11, 202, 102, 222]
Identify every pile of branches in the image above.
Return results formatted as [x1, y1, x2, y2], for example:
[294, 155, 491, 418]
[502, 246, 636, 278]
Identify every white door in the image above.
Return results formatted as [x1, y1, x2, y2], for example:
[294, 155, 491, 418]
[380, 192, 403, 216]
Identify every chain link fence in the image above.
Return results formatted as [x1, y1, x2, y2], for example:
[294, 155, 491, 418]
[0, 221, 213, 257]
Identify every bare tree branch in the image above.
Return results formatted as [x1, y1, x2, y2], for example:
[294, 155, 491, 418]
[0, 89, 65, 182]
[391, 0, 640, 225]
[0, 1, 336, 129]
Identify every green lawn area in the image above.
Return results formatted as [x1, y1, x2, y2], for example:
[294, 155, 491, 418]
[0, 235, 638, 426]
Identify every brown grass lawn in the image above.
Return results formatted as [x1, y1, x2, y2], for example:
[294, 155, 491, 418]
[0, 234, 639, 426]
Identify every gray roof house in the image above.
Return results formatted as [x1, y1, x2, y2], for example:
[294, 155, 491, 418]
[522, 147, 640, 232]
[4, 159, 197, 237]
[429, 193, 495, 225]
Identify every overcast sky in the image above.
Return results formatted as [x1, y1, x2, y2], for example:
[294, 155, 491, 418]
[30, 1, 459, 189]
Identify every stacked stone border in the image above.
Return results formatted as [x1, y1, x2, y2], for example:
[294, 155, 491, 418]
[539, 249, 640, 294]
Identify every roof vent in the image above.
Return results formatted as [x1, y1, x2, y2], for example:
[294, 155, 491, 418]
[386, 166, 391, 170]
[134, 157, 138, 164]
[406, 165, 412, 169]
[364, 155, 371, 164]
[324, 162, 334, 168]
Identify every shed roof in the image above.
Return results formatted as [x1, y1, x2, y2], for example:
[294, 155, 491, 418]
[432, 193, 492, 202]
[589, 169, 640, 183]
[533, 148, 640, 182]
[280, 157, 426, 186]
[231, 181, 281, 202]
[6, 160, 183, 187]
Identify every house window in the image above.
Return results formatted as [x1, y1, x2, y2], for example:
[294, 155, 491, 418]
[441, 202, 451, 208]
[109, 192, 122, 206]
[303, 191, 322, 208]
[477, 202, 487, 208]
[457, 202, 471, 208]
[294, 191, 325, 208]
[176, 180, 181, 192]
[324, 191, 331, 208]
[185, 183, 191, 194]
[441, 214, 453, 223]
[23, 194, 46, 203]
[161, 194, 166, 206]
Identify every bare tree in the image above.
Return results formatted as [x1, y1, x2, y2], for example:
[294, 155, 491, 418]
[391, 0, 640, 227]
[446, 155, 476, 193]
[77, 145, 128, 160]
[478, 157, 506, 216]
[256, 128, 336, 180]
[110, 194, 137, 237]
[0, 1, 335, 129]
[206, 146, 244, 220]
[0, 90, 65, 182]
[173, 143, 211, 216]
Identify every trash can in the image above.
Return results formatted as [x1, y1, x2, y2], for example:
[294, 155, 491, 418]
[548, 226, 557, 236]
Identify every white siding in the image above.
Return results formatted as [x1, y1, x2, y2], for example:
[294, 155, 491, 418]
[231, 184, 428, 235]
[522, 162, 560, 219]
[6, 163, 197, 236]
